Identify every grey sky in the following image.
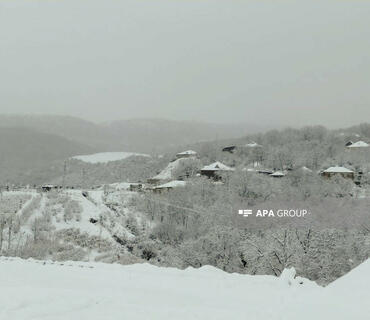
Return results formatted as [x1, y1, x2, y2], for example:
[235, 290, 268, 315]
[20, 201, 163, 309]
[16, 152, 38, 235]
[1, 0, 369, 128]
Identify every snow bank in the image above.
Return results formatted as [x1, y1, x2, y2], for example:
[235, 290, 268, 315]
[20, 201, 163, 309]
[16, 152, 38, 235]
[0, 257, 368, 319]
[72, 152, 150, 164]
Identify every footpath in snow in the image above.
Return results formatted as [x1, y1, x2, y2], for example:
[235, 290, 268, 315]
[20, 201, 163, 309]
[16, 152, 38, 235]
[0, 257, 369, 320]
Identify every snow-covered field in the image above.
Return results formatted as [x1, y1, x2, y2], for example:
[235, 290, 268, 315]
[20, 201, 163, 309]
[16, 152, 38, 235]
[72, 152, 150, 164]
[0, 257, 368, 320]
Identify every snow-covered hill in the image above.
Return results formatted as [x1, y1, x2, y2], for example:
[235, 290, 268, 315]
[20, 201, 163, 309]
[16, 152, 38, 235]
[0, 188, 144, 262]
[72, 152, 150, 164]
[0, 257, 368, 319]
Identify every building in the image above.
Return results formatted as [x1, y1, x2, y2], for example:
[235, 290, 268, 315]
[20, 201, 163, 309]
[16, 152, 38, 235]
[176, 150, 197, 159]
[129, 183, 143, 192]
[200, 161, 234, 179]
[245, 141, 262, 148]
[222, 146, 237, 153]
[321, 166, 355, 180]
[40, 185, 61, 192]
[153, 180, 186, 193]
[257, 169, 274, 175]
[347, 141, 369, 149]
[270, 171, 285, 178]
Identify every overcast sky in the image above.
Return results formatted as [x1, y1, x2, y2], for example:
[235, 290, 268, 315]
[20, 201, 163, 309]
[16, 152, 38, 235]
[0, 0, 369, 128]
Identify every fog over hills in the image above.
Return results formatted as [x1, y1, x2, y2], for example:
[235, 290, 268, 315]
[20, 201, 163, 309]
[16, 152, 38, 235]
[0, 127, 96, 184]
[0, 115, 110, 150]
[0, 114, 266, 184]
[0, 115, 264, 153]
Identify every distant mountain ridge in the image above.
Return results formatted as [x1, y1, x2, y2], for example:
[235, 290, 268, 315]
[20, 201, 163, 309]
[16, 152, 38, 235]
[0, 127, 96, 184]
[0, 115, 263, 153]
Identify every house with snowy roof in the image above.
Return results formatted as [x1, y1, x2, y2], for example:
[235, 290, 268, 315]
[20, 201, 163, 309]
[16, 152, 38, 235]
[347, 141, 369, 149]
[321, 166, 355, 180]
[270, 171, 285, 178]
[245, 141, 262, 148]
[176, 150, 197, 159]
[200, 161, 234, 179]
[153, 180, 187, 193]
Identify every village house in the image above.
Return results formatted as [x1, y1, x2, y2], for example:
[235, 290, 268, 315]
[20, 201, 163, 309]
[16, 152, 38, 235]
[270, 171, 285, 178]
[200, 161, 234, 179]
[347, 141, 369, 149]
[245, 141, 263, 148]
[152, 180, 186, 194]
[40, 185, 62, 192]
[129, 183, 143, 192]
[321, 166, 355, 180]
[222, 146, 237, 153]
[175, 150, 197, 159]
[257, 169, 274, 175]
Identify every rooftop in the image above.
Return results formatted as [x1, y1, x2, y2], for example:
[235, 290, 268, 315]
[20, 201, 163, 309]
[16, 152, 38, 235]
[323, 166, 354, 173]
[348, 141, 369, 148]
[176, 150, 197, 155]
[154, 180, 187, 189]
[201, 161, 234, 171]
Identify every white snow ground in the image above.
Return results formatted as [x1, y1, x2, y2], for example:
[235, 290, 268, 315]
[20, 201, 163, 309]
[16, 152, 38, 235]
[0, 257, 368, 320]
[72, 152, 150, 164]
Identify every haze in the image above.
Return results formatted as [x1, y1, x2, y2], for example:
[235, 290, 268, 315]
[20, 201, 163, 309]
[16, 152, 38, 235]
[1, 0, 369, 128]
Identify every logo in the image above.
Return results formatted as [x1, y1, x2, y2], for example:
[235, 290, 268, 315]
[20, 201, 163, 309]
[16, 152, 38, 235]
[238, 209, 253, 217]
[238, 209, 310, 218]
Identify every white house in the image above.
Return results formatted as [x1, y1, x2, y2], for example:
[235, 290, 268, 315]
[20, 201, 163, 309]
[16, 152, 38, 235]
[176, 150, 197, 159]
[153, 180, 186, 193]
[322, 166, 355, 179]
[270, 171, 285, 178]
[245, 141, 262, 148]
[200, 161, 234, 179]
[347, 141, 369, 148]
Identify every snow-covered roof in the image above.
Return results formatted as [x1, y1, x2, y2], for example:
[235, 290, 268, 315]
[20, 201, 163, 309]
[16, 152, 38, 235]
[323, 166, 354, 173]
[176, 150, 197, 156]
[154, 180, 186, 189]
[348, 141, 369, 148]
[201, 162, 234, 171]
[245, 141, 262, 148]
[270, 171, 285, 177]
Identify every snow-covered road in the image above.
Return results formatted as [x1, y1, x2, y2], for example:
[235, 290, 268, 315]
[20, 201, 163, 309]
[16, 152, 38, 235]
[0, 257, 368, 319]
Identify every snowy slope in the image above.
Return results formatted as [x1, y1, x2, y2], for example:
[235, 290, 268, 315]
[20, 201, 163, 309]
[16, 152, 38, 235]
[0, 189, 140, 262]
[0, 257, 368, 320]
[151, 157, 195, 181]
[72, 152, 150, 164]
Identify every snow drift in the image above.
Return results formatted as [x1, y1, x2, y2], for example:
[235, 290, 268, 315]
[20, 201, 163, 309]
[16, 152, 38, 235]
[0, 257, 368, 319]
